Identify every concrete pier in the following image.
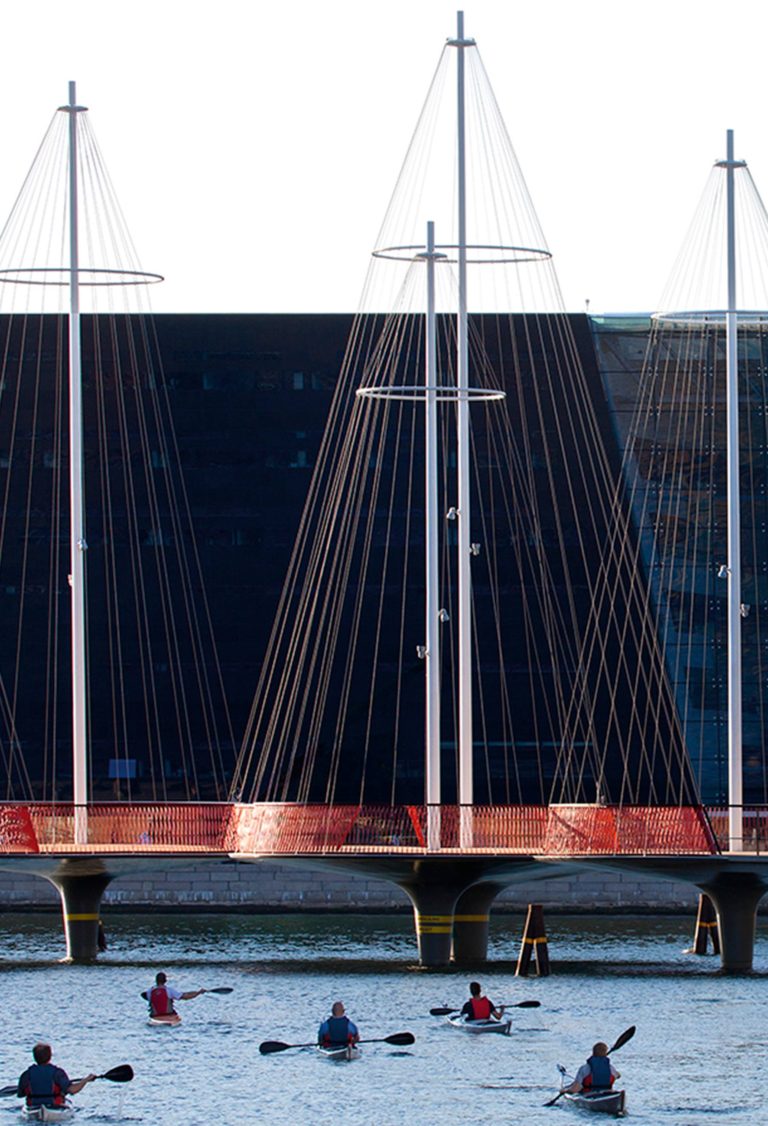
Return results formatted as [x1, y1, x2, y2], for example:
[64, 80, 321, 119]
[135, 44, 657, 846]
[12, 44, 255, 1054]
[46, 861, 113, 963]
[451, 882, 504, 963]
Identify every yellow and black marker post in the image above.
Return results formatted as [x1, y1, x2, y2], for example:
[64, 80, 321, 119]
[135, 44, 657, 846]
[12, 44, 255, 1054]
[691, 892, 721, 955]
[515, 903, 550, 976]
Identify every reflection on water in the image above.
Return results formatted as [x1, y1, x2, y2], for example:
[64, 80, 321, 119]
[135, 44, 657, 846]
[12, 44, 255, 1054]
[0, 912, 765, 1124]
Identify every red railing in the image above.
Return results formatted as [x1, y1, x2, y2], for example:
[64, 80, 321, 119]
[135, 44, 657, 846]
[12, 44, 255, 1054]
[228, 803, 549, 854]
[0, 801, 724, 857]
[544, 804, 717, 855]
[0, 802, 234, 854]
[229, 803, 717, 855]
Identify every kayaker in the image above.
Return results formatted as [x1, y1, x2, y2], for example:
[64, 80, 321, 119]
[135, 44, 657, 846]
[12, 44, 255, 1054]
[318, 1001, 360, 1048]
[561, 1041, 621, 1092]
[460, 981, 505, 1021]
[16, 1042, 95, 1110]
[144, 971, 206, 1018]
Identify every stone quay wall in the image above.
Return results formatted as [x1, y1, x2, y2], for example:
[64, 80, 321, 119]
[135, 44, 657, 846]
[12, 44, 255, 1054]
[0, 859, 707, 914]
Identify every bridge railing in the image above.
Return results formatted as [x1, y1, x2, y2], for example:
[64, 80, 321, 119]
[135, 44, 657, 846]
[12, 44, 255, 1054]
[0, 800, 726, 856]
[229, 802, 718, 856]
[705, 807, 768, 854]
[0, 802, 234, 854]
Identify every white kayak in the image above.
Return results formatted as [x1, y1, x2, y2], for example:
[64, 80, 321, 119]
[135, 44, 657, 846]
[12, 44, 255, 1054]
[21, 1102, 75, 1123]
[446, 1015, 512, 1035]
[316, 1044, 361, 1061]
[147, 1012, 182, 1027]
[563, 1089, 627, 1116]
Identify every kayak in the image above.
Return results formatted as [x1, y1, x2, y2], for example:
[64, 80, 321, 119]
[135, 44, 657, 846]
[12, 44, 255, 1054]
[147, 1012, 182, 1027]
[563, 1089, 627, 1116]
[316, 1044, 361, 1061]
[446, 1015, 512, 1035]
[21, 1103, 75, 1123]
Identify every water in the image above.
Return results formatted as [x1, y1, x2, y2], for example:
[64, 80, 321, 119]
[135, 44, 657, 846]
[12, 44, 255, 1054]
[0, 911, 765, 1125]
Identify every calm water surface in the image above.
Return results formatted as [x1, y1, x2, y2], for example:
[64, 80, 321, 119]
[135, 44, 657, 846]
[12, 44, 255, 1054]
[0, 911, 765, 1125]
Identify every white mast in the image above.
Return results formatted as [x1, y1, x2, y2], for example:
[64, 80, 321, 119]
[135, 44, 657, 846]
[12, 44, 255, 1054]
[424, 221, 441, 850]
[452, 10, 474, 827]
[64, 81, 88, 839]
[723, 129, 743, 852]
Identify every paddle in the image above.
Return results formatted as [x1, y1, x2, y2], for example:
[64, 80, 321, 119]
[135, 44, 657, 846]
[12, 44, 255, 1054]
[259, 1031, 415, 1055]
[0, 1064, 134, 1098]
[429, 1000, 541, 1016]
[139, 987, 232, 999]
[543, 1026, 636, 1107]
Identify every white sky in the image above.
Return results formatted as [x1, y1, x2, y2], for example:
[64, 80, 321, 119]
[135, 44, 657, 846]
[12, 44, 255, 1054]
[1, 0, 767, 314]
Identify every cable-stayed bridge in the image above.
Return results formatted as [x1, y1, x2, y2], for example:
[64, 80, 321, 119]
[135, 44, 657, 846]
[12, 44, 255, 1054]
[4, 20, 768, 976]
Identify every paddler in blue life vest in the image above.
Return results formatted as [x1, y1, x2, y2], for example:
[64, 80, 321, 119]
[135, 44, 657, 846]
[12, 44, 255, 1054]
[144, 971, 206, 1018]
[17, 1042, 96, 1111]
[318, 1001, 360, 1048]
[561, 1042, 620, 1092]
[460, 981, 505, 1021]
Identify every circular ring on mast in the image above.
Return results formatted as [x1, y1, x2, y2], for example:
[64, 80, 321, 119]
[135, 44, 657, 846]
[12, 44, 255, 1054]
[652, 308, 768, 327]
[356, 384, 505, 402]
[371, 242, 551, 265]
[0, 266, 164, 287]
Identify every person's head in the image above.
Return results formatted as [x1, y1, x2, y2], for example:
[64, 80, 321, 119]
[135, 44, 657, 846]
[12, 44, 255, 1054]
[33, 1043, 52, 1066]
[155, 972, 167, 986]
[469, 981, 482, 997]
[331, 1001, 345, 1017]
[592, 1042, 609, 1057]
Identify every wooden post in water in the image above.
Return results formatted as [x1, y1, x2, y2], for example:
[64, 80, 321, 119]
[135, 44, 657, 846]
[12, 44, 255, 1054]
[515, 903, 551, 976]
[691, 892, 721, 955]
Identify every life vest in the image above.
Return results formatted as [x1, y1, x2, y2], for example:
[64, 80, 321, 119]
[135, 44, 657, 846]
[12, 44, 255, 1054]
[149, 985, 172, 1015]
[21, 1064, 65, 1107]
[470, 996, 493, 1020]
[323, 1015, 353, 1046]
[583, 1055, 613, 1089]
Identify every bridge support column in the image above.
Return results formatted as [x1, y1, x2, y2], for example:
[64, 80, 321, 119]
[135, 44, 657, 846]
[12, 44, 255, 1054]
[48, 868, 113, 963]
[401, 883, 458, 966]
[701, 881, 766, 973]
[452, 882, 503, 963]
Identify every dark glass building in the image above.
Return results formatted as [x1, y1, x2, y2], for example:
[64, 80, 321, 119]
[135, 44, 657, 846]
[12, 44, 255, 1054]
[0, 311, 750, 807]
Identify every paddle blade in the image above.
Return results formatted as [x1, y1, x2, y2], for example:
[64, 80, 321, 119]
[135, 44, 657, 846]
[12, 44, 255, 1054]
[543, 1092, 565, 1108]
[429, 1007, 455, 1016]
[513, 1000, 541, 1008]
[609, 1025, 636, 1053]
[205, 987, 233, 994]
[0, 1084, 17, 1097]
[259, 1041, 293, 1055]
[384, 1032, 415, 1046]
[99, 1065, 134, 1083]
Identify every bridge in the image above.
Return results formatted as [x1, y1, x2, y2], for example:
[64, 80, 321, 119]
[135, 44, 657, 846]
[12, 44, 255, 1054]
[2, 800, 768, 971]
[3, 24, 768, 984]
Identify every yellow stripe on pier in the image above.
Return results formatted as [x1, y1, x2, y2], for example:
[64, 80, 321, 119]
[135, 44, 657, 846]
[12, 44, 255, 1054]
[417, 914, 453, 934]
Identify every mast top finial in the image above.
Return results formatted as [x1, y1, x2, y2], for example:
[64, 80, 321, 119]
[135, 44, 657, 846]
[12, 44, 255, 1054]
[447, 10, 475, 47]
[58, 81, 87, 114]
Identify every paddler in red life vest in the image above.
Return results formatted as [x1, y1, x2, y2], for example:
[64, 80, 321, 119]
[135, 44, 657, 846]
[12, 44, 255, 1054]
[17, 1042, 95, 1111]
[318, 1001, 361, 1048]
[144, 971, 206, 1020]
[561, 1042, 620, 1093]
[460, 981, 505, 1022]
